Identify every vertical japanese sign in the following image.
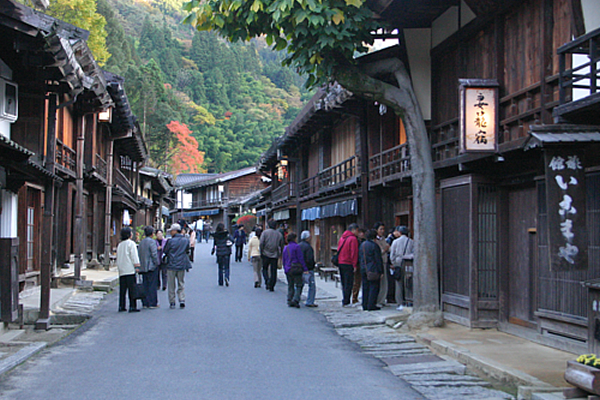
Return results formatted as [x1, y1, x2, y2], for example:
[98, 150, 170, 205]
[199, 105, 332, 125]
[459, 79, 498, 153]
[545, 150, 587, 270]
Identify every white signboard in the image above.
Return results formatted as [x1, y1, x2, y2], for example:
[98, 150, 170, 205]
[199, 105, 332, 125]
[459, 80, 499, 153]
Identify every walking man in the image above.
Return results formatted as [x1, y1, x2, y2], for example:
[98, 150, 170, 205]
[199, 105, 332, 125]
[138, 226, 160, 308]
[389, 226, 414, 311]
[163, 223, 191, 309]
[337, 223, 359, 307]
[260, 219, 284, 292]
[299, 230, 318, 307]
[233, 225, 247, 262]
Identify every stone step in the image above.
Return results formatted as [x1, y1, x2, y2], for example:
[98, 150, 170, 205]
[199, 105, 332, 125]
[361, 342, 427, 351]
[0, 330, 25, 343]
[388, 360, 467, 376]
[412, 384, 514, 400]
[368, 349, 434, 359]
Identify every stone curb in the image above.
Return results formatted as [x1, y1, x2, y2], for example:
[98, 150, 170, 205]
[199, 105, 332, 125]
[414, 333, 557, 399]
[0, 342, 47, 376]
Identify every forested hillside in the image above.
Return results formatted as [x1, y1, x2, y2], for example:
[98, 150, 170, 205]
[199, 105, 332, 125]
[92, 0, 309, 173]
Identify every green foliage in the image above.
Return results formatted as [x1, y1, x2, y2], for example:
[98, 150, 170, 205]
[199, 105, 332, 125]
[45, 0, 111, 65]
[98, 0, 308, 173]
[183, 0, 383, 88]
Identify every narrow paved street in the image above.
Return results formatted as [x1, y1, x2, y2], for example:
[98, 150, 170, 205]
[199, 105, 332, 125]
[0, 243, 423, 400]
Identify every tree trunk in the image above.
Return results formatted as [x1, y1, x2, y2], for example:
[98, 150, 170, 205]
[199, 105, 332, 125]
[335, 58, 439, 312]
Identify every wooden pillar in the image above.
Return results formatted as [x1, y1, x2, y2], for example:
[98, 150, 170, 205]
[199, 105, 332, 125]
[74, 115, 85, 280]
[37, 93, 57, 330]
[359, 106, 370, 228]
[540, 0, 554, 124]
[103, 140, 114, 269]
[295, 161, 301, 233]
[91, 191, 99, 260]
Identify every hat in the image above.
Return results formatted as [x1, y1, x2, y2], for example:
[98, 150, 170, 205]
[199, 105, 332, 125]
[300, 230, 310, 241]
[396, 226, 409, 234]
[170, 223, 182, 232]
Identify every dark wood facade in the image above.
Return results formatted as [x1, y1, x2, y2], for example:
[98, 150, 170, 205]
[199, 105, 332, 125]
[259, 0, 600, 353]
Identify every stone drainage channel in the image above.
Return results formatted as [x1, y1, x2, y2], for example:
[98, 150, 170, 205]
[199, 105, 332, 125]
[314, 301, 514, 400]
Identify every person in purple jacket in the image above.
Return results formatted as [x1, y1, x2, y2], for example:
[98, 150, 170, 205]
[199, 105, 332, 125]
[282, 232, 308, 308]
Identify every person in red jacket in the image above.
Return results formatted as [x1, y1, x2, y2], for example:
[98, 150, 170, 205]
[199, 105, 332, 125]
[337, 223, 359, 307]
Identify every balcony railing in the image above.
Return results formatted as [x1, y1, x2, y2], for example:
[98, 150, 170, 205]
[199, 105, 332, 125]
[114, 168, 133, 197]
[320, 156, 358, 189]
[555, 27, 600, 121]
[299, 175, 318, 199]
[369, 143, 411, 187]
[299, 156, 359, 200]
[55, 138, 76, 173]
[272, 181, 295, 205]
[189, 198, 228, 209]
[95, 153, 107, 181]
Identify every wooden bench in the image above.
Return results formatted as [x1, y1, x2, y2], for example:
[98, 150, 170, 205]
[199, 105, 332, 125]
[319, 267, 338, 282]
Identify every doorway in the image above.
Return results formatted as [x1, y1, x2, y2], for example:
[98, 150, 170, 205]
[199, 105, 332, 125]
[507, 186, 538, 328]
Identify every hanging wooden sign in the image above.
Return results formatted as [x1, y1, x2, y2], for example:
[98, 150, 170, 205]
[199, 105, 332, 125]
[545, 149, 587, 270]
[459, 79, 499, 153]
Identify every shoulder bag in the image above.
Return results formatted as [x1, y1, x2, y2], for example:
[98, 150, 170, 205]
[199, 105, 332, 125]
[287, 246, 304, 276]
[364, 244, 381, 282]
[133, 273, 146, 300]
[331, 238, 347, 267]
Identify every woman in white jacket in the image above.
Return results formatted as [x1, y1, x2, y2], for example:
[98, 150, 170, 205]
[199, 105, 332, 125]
[247, 228, 262, 288]
[116, 227, 141, 312]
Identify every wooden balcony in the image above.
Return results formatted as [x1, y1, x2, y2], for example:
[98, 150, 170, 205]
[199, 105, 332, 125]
[114, 168, 133, 198]
[299, 156, 359, 201]
[95, 153, 107, 182]
[189, 198, 228, 209]
[272, 181, 295, 206]
[369, 143, 411, 188]
[554, 27, 600, 124]
[55, 138, 76, 175]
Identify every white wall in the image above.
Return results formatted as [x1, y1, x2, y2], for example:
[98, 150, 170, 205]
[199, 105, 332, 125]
[0, 57, 12, 139]
[0, 190, 18, 238]
[582, 0, 600, 33]
[404, 28, 432, 121]
[431, 1, 476, 48]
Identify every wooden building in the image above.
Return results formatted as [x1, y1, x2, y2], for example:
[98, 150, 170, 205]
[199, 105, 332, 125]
[260, 0, 600, 353]
[0, 1, 163, 328]
[176, 167, 268, 230]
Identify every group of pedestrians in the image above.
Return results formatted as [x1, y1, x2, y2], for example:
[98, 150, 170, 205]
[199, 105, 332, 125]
[115, 223, 192, 312]
[336, 223, 414, 311]
[116, 217, 412, 314]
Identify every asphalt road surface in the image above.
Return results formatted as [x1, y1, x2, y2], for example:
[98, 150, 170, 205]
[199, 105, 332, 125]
[0, 242, 424, 400]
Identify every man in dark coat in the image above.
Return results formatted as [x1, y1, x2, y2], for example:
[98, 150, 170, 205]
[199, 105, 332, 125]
[163, 223, 191, 309]
[233, 225, 247, 262]
[359, 229, 384, 311]
[138, 226, 159, 308]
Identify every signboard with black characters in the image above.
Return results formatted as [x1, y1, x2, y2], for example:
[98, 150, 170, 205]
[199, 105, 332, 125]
[459, 79, 499, 153]
[545, 149, 587, 270]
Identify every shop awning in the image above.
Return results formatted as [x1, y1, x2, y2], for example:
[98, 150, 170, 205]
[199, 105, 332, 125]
[301, 207, 321, 221]
[256, 209, 267, 217]
[161, 206, 169, 217]
[273, 209, 290, 221]
[183, 209, 220, 218]
[321, 199, 358, 219]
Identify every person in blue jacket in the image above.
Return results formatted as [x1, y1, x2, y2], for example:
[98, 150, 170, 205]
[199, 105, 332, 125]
[233, 225, 247, 262]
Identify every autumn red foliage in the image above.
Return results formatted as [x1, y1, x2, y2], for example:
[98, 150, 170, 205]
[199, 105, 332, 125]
[167, 121, 205, 174]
